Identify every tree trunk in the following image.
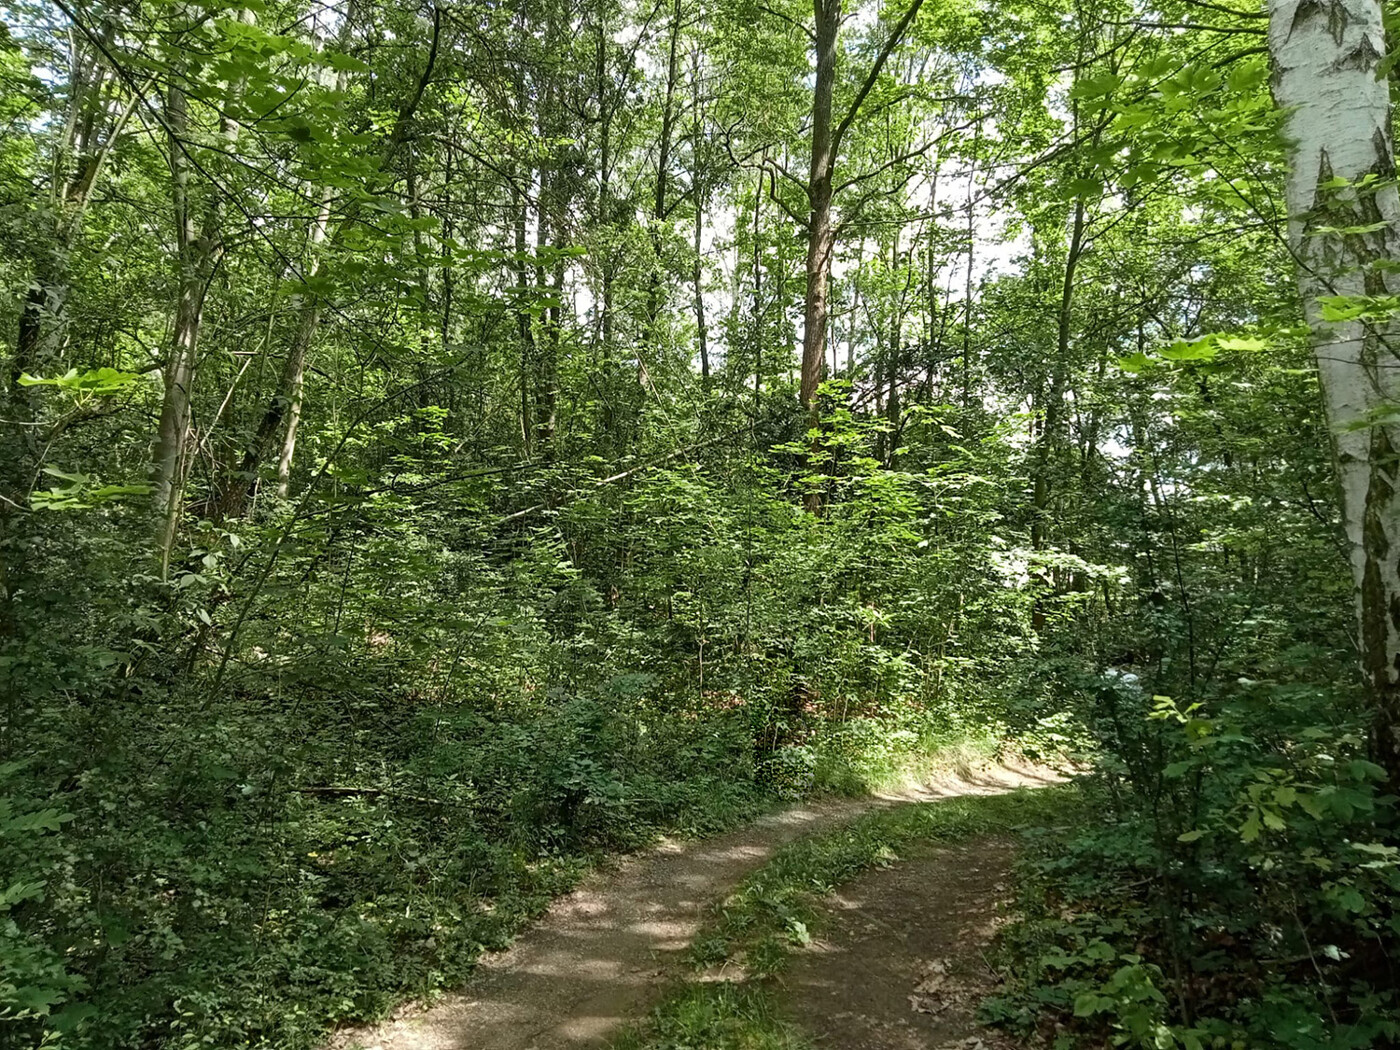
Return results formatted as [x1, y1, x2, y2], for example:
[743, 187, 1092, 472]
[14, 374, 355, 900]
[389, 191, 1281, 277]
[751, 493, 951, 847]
[214, 264, 323, 519]
[213, 5, 355, 516]
[793, 0, 925, 511]
[800, 0, 839, 410]
[153, 8, 254, 564]
[535, 175, 560, 456]
[1268, 0, 1400, 783]
[692, 46, 710, 389]
[961, 122, 978, 407]
[13, 18, 127, 398]
[273, 336, 306, 498]
[647, 0, 683, 337]
[516, 182, 536, 456]
[153, 78, 218, 568]
[1029, 197, 1085, 633]
[694, 187, 709, 388]
[596, 21, 617, 363]
[533, 37, 563, 458]
[752, 165, 764, 412]
[885, 228, 910, 464]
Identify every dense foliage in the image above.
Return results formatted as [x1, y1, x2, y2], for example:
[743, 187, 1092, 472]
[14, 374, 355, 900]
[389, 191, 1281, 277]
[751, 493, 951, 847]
[2, 0, 1397, 1046]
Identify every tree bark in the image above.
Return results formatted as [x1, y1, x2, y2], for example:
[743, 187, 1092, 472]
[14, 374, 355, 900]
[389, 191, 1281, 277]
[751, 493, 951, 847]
[1027, 198, 1085, 633]
[800, 0, 839, 410]
[1268, 0, 1400, 783]
[693, 86, 710, 391]
[212, 5, 356, 517]
[647, 0, 684, 338]
[153, 7, 257, 565]
[885, 229, 909, 464]
[961, 124, 977, 407]
[13, 16, 127, 398]
[752, 166, 765, 412]
[1031, 198, 1085, 550]
[535, 169, 560, 456]
[214, 231, 325, 520]
[516, 181, 536, 455]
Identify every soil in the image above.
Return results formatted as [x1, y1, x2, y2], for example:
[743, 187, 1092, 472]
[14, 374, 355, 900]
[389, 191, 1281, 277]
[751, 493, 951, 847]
[776, 836, 1022, 1050]
[332, 760, 1057, 1050]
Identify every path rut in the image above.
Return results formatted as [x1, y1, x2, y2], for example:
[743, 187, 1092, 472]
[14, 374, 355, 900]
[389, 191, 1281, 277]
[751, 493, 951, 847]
[332, 760, 1059, 1050]
[778, 835, 1021, 1050]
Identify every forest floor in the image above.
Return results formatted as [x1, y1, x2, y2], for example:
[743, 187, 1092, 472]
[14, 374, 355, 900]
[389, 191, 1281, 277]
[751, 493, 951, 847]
[332, 758, 1058, 1050]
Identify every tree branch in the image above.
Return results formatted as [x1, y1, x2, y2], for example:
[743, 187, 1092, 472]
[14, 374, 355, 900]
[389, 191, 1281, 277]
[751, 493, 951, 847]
[755, 1, 816, 41]
[765, 168, 811, 227]
[831, 0, 926, 157]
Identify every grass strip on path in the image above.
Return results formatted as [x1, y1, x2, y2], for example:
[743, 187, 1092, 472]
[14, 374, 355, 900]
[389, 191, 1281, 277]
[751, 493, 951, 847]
[613, 782, 1082, 1050]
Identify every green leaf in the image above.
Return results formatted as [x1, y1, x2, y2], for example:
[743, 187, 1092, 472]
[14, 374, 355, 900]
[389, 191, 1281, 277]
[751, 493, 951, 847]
[1347, 759, 1388, 782]
[41, 467, 88, 484]
[1084, 939, 1116, 961]
[1331, 885, 1366, 913]
[18, 366, 142, 395]
[1319, 294, 1400, 322]
[1159, 337, 1218, 362]
[1069, 72, 1122, 99]
[786, 918, 811, 945]
[1240, 812, 1262, 843]
[1073, 992, 1103, 1017]
[323, 51, 370, 73]
[1216, 336, 1267, 352]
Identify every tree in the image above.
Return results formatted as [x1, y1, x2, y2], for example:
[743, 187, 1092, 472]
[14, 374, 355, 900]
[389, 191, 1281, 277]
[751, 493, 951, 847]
[1267, 0, 1400, 784]
[798, 0, 927, 409]
[153, 7, 256, 571]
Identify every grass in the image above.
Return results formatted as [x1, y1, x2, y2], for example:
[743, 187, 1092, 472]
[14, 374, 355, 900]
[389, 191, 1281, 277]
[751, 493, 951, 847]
[613, 782, 1083, 1050]
[809, 718, 1008, 796]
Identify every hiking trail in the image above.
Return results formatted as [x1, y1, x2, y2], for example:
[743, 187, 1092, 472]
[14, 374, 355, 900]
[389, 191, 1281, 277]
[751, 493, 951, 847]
[333, 759, 1059, 1050]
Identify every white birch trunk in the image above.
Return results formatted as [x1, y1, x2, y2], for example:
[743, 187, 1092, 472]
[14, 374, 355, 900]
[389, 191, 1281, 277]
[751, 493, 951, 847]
[1268, 0, 1400, 777]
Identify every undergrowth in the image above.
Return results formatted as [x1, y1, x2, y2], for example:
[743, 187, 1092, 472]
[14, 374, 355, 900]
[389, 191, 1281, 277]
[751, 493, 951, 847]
[3, 410, 1048, 1050]
[985, 678, 1400, 1050]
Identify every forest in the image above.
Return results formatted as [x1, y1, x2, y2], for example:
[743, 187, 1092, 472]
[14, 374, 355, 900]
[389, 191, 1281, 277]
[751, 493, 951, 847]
[2, 0, 1399, 1046]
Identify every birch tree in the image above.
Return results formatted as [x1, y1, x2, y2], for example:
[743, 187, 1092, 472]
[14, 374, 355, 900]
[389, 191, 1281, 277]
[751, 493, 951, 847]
[1268, 0, 1400, 781]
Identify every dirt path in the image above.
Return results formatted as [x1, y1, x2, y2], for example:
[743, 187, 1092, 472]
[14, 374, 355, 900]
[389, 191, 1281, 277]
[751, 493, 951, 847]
[333, 760, 1057, 1050]
[777, 835, 1023, 1050]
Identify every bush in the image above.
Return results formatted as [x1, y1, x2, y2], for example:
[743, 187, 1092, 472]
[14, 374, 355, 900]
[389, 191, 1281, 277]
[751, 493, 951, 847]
[987, 681, 1400, 1050]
